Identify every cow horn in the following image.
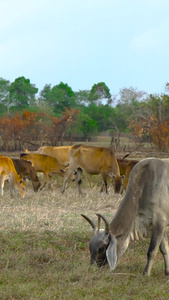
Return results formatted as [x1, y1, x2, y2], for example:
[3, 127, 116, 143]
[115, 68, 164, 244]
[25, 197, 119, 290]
[97, 214, 101, 232]
[81, 214, 96, 231]
[122, 153, 130, 159]
[96, 213, 110, 234]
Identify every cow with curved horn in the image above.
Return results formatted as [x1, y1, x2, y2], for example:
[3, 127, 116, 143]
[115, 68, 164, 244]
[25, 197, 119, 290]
[81, 157, 169, 276]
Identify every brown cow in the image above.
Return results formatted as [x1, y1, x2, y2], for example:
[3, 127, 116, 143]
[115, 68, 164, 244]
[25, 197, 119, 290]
[23, 145, 72, 169]
[0, 156, 26, 197]
[36, 146, 72, 164]
[23, 145, 79, 189]
[20, 153, 71, 190]
[12, 158, 41, 192]
[62, 144, 122, 194]
[117, 158, 139, 191]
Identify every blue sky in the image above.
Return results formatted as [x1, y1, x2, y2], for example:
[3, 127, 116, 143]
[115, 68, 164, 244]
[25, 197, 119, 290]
[1, 0, 169, 100]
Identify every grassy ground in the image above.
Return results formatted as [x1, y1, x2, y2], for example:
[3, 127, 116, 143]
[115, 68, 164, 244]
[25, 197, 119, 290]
[0, 172, 169, 300]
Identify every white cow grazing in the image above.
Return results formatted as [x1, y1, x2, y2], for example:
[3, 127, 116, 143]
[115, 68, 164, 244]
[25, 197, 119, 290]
[0, 156, 25, 197]
[82, 158, 169, 276]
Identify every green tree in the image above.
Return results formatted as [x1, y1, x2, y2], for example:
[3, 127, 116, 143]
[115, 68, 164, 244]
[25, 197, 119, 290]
[39, 84, 51, 102]
[9, 76, 38, 109]
[0, 77, 11, 115]
[83, 103, 118, 133]
[89, 82, 112, 105]
[68, 113, 98, 139]
[165, 82, 169, 94]
[127, 92, 169, 147]
[38, 84, 54, 115]
[74, 90, 90, 109]
[112, 103, 134, 132]
[40, 82, 76, 114]
[114, 87, 147, 132]
[146, 94, 169, 122]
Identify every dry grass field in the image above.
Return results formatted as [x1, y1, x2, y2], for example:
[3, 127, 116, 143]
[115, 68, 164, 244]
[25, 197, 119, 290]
[0, 147, 169, 299]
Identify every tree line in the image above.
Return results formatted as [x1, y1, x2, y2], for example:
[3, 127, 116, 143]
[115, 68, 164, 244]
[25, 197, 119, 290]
[0, 76, 169, 151]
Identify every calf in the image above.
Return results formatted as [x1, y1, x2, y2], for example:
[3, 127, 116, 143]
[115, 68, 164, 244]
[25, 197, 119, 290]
[117, 158, 139, 191]
[20, 153, 71, 190]
[12, 158, 41, 192]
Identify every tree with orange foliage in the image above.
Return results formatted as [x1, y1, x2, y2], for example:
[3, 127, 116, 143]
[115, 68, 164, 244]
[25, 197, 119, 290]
[149, 120, 169, 151]
[0, 114, 26, 150]
[0, 108, 79, 151]
[48, 108, 79, 145]
[128, 93, 169, 150]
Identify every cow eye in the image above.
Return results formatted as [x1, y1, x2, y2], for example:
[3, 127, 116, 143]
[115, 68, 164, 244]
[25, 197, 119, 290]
[98, 246, 105, 253]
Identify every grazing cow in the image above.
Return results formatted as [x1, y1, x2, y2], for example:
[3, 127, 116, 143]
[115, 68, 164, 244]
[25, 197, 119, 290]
[81, 158, 169, 276]
[62, 144, 122, 194]
[0, 156, 26, 197]
[12, 158, 41, 192]
[36, 145, 72, 164]
[117, 158, 139, 191]
[20, 153, 71, 190]
[23, 145, 73, 179]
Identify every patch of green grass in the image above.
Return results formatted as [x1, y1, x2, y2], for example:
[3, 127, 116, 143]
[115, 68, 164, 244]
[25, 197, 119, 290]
[0, 167, 169, 299]
[0, 229, 169, 299]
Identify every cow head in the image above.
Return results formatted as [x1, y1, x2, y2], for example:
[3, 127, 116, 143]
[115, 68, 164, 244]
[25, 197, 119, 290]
[32, 176, 41, 192]
[58, 168, 77, 182]
[108, 174, 125, 194]
[81, 214, 117, 269]
[17, 177, 26, 198]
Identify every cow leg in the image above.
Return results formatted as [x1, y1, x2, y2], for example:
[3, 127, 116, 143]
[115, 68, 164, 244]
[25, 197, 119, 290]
[159, 231, 169, 275]
[48, 173, 56, 191]
[100, 182, 105, 193]
[47, 175, 52, 190]
[39, 173, 48, 190]
[8, 180, 15, 197]
[105, 181, 108, 193]
[143, 222, 165, 276]
[0, 173, 8, 196]
[62, 164, 76, 193]
[100, 182, 107, 193]
[0, 175, 5, 196]
[100, 174, 108, 193]
[62, 176, 68, 194]
[76, 167, 83, 195]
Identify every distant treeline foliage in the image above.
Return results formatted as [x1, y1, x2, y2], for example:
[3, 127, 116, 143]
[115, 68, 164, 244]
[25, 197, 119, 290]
[0, 76, 169, 151]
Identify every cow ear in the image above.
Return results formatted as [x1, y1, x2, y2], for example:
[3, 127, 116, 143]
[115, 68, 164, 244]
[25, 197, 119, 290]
[106, 234, 117, 270]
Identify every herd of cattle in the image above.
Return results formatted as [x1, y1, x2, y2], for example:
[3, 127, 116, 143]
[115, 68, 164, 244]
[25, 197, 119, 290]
[0, 144, 169, 276]
[0, 144, 139, 197]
